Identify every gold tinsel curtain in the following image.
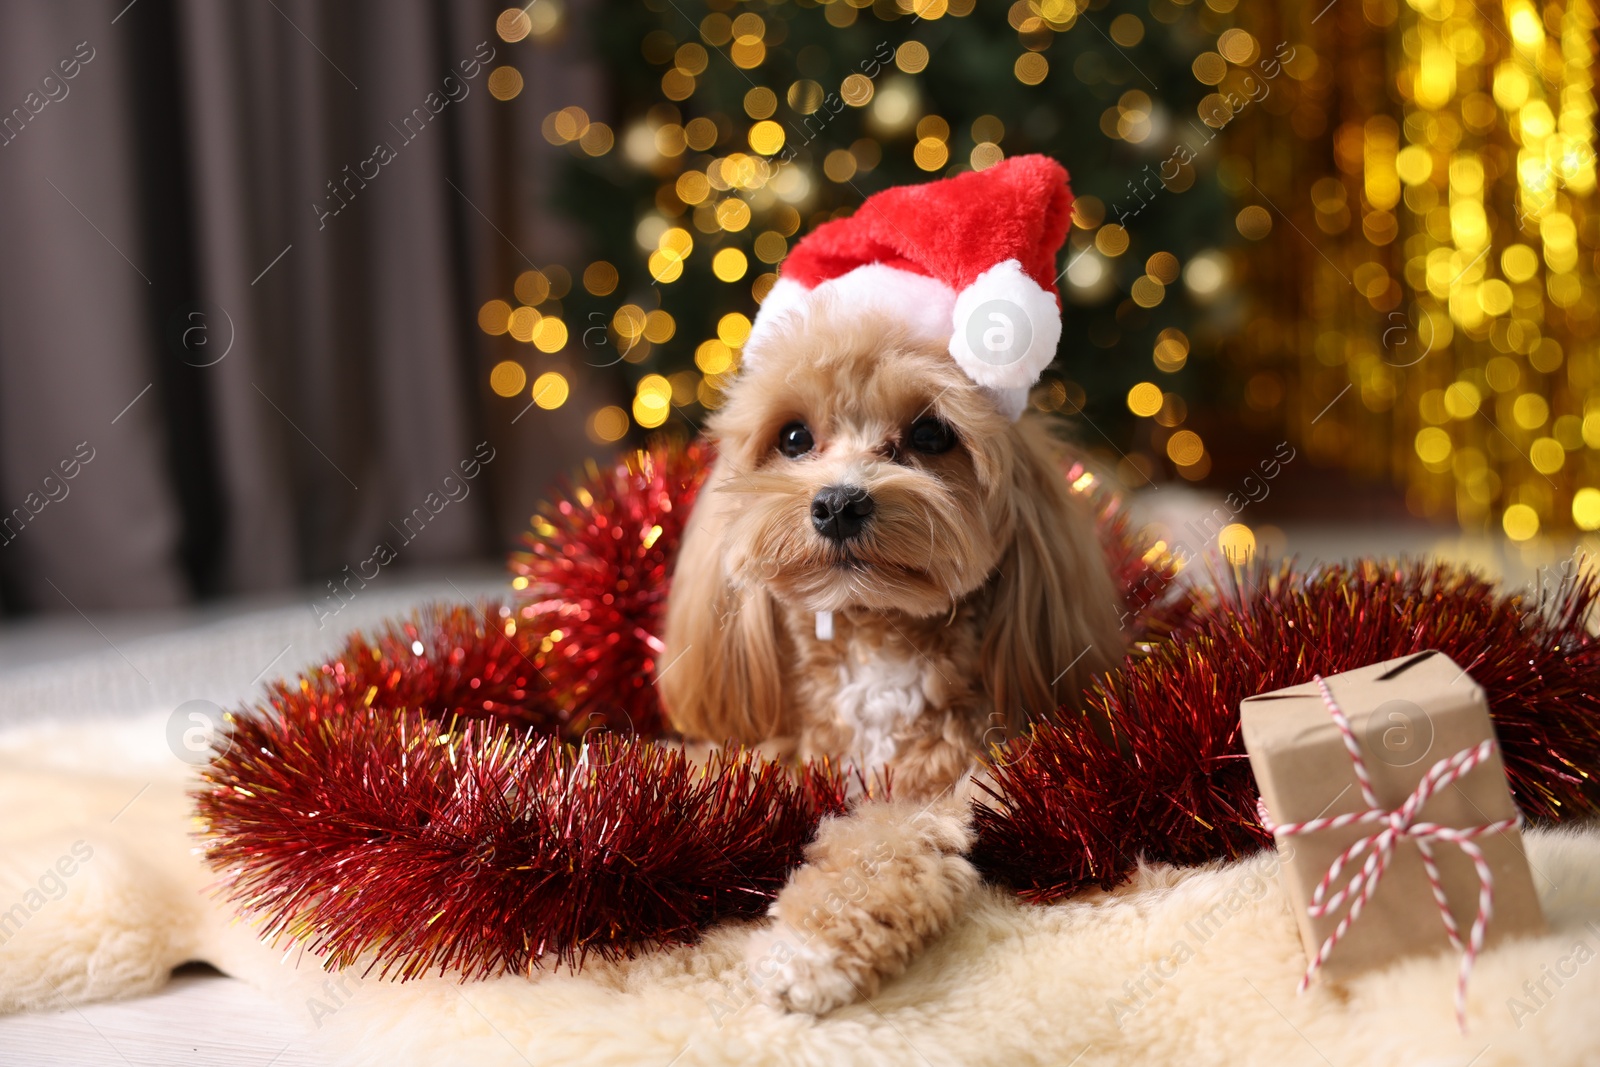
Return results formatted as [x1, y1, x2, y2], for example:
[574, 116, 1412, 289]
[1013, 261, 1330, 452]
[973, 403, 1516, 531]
[1235, 0, 1597, 544]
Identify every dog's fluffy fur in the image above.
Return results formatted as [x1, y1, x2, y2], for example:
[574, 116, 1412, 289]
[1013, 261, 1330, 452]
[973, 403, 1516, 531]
[659, 298, 1123, 1012]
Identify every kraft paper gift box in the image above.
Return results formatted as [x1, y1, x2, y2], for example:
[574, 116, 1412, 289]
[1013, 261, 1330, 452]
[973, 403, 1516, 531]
[1240, 650, 1545, 983]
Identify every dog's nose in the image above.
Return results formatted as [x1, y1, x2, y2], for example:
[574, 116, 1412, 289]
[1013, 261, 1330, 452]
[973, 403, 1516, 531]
[810, 485, 875, 542]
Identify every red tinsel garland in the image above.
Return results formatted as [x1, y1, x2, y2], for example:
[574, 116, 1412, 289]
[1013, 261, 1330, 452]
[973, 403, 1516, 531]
[199, 703, 850, 978]
[506, 438, 710, 737]
[970, 560, 1600, 903]
[289, 603, 562, 733]
[196, 438, 1600, 980]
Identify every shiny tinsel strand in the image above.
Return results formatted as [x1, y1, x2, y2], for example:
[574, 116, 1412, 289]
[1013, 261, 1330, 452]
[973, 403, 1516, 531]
[507, 437, 712, 737]
[198, 708, 849, 979]
[284, 601, 562, 733]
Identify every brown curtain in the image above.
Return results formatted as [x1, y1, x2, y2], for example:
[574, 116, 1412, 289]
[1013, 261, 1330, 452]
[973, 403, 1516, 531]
[0, 0, 608, 615]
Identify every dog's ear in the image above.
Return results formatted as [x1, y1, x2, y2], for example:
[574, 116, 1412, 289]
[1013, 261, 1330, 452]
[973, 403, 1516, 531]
[658, 457, 790, 743]
[981, 418, 1123, 736]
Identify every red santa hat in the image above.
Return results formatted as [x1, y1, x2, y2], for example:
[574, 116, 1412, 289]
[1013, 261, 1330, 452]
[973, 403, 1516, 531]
[744, 154, 1074, 420]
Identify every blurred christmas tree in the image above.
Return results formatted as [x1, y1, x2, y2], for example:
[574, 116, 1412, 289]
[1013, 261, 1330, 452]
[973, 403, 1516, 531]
[496, 0, 1281, 487]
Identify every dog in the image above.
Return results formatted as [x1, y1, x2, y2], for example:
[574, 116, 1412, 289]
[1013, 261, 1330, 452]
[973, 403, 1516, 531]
[657, 295, 1123, 1014]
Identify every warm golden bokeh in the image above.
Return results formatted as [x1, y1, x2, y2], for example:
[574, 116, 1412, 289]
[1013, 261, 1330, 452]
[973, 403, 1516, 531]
[1231, 0, 1598, 538]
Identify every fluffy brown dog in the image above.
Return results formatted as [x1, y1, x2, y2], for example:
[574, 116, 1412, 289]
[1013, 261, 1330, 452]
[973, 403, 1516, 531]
[658, 297, 1122, 1013]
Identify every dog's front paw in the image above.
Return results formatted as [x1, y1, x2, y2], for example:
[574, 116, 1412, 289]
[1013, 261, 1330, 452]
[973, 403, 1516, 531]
[744, 798, 978, 1015]
[744, 919, 865, 1015]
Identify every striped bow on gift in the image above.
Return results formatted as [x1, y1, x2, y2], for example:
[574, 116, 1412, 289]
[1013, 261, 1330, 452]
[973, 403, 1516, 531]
[1255, 676, 1522, 1032]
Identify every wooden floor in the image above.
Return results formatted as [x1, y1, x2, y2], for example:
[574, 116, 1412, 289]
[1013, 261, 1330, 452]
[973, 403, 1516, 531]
[0, 967, 331, 1066]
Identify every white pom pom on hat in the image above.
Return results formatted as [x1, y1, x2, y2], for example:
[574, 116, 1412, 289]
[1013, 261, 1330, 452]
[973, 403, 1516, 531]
[743, 154, 1074, 421]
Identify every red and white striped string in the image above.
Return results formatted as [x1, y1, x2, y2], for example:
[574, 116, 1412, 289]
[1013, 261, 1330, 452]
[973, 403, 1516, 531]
[1255, 675, 1520, 1032]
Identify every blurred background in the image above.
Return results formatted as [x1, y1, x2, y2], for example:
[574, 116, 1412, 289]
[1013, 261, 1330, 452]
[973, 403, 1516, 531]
[0, 0, 1596, 623]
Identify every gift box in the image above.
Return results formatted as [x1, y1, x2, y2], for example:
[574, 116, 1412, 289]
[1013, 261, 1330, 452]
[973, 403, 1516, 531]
[1240, 650, 1545, 994]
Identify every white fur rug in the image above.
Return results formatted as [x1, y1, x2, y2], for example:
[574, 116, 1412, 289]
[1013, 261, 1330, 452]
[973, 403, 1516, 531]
[2, 714, 1599, 1067]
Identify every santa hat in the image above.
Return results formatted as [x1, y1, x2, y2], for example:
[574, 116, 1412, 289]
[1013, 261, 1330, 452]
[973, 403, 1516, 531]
[744, 154, 1074, 420]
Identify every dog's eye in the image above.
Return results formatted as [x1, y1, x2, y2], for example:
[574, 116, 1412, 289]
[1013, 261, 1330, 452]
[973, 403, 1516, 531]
[777, 421, 815, 458]
[908, 418, 955, 455]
